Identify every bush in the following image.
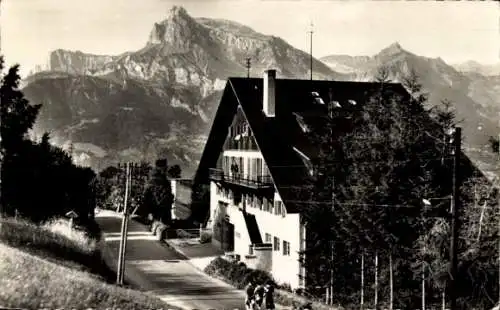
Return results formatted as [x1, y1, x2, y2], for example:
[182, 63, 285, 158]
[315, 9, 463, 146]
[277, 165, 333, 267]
[176, 229, 195, 238]
[203, 257, 342, 310]
[150, 220, 162, 235]
[155, 223, 168, 241]
[199, 232, 212, 244]
[204, 257, 273, 289]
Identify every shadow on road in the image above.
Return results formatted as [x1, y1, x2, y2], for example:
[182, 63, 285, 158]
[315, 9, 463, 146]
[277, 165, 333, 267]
[96, 215, 128, 233]
[105, 239, 188, 261]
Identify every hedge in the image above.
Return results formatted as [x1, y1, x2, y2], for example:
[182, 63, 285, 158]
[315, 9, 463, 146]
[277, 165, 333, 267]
[150, 220, 162, 235]
[204, 257, 343, 310]
[199, 232, 212, 244]
[155, 223, 168, 241]
[204, 257, 273, 289]
[176, 229, 196, 238]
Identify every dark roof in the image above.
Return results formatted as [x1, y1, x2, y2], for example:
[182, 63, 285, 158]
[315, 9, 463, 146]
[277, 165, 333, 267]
[195, 77, 411, 214]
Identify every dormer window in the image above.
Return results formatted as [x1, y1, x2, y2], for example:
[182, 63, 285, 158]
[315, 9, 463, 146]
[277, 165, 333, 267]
[314, 97, 325, 105]
[311, 91, 325, 105]
[331, 101, 342, 108]
[293, 113, 310, 133]
[293, 146, 314, 176]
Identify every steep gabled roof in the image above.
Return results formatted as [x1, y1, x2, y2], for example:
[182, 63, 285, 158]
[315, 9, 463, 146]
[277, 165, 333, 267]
[195, 77, 411, 214]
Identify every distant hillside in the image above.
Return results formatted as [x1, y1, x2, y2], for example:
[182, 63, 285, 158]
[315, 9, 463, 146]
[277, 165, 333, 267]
[453, 60, 500, 77]
[320, 43, 500, 179]
[23, 8, 499, 178]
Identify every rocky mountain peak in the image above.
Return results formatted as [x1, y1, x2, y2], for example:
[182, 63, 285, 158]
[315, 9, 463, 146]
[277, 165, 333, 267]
[377, 42, 406, 57]
[147, 5, 202, 47]
[47, 49, 117, 75]
[167, 5, 189, 19]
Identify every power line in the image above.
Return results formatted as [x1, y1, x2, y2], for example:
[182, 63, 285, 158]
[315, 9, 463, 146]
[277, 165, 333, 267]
[257, 156, 455, 169]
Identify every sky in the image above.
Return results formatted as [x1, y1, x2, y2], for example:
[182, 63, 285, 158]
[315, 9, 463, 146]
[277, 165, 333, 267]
[1, 0, 499, 77]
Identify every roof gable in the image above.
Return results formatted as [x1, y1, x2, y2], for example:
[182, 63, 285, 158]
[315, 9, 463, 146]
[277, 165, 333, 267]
[195, 76, 412, 214]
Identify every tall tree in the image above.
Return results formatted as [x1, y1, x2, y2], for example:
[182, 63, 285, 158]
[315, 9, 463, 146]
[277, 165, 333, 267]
[167, 164, 182, 179]
[1, 56, 97, 223]
[143, 158, 174, 223]
[1, 57, 42, 216]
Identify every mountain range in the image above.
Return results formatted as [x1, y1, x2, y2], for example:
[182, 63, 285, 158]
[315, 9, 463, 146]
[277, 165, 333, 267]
[453, 60, 500, 77]
[21, 6, 500, 179]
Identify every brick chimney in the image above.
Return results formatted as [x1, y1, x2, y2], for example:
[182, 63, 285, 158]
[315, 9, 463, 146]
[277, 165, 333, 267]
[263, 69, 276, 117]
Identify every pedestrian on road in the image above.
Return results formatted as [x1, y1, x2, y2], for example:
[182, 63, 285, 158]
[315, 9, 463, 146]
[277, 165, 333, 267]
[245, 280, 256, 310]
[263, 281, 275, 310]
[254, 282, 266, 310]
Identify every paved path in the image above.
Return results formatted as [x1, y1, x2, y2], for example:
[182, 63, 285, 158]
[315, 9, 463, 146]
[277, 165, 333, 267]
[96, 209, 247, 310]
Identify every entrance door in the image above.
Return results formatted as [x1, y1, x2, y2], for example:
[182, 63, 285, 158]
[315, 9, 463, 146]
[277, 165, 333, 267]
[221, 219, 234, 252]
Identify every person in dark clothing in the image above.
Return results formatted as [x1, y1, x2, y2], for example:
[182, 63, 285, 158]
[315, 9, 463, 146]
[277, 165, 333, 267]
[254, 283, 266, 309]
[245, 280, 256, 310]
[231, 163, 239, 179]
[263, 281, 275, 310]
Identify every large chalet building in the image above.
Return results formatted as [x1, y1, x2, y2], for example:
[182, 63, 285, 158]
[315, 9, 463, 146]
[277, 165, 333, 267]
[194, 69, 411, 290]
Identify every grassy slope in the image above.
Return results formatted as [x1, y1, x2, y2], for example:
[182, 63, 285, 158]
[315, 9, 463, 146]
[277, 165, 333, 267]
[0, 217, 179, 310]
[0, 218, 115, 281]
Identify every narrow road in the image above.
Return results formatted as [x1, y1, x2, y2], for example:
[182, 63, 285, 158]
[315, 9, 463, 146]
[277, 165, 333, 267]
[96, 210, 247, 310]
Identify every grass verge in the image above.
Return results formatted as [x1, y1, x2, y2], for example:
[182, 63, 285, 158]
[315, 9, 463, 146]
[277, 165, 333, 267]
[0, 217, 116, 283]
[0, 243, 179, 310]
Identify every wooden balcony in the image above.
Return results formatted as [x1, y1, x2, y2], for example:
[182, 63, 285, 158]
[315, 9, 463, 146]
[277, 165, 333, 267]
[209, 168, 273, 190]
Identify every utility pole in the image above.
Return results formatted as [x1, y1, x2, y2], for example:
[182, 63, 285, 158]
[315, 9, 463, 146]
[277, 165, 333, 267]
[329, 177, 335, 305]
[449, 127, 461, 310]
[308, 21, 314, 81]
[360, 250, 364, 310]
[245, 57, 251, 78]
[328, 108, 335, 306]
[116, 162, 131, 286]
[497, 132, 500, 307]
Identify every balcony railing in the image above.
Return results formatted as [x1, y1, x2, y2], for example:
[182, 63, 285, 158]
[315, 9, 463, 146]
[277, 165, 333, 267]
[209, 168, 273, 189]
[224, 136, 259, 151]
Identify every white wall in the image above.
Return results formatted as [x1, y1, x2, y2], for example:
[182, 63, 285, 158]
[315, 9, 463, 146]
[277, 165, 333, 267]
[250, 193, 302, 289]
[210, 135, 304, 288]
[209, 180, 304, 289]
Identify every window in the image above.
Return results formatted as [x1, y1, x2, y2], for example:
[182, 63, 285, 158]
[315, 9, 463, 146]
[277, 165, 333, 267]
[274, 200, 282, 216]
[299, 276, 305, 287]
[265, 233, 272, 243]
[252, 196, 259, 209]
[263, 198, 271, 212]
[273, 236, 280, 251]
[267, 199, 274, 213]
[283, 240, 290, 256]
[314, 97, 325, 105]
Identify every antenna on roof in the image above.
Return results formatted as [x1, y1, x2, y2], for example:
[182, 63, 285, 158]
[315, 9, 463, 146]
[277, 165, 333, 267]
[308, 21, 314, 81]
[245, 57, 251, 78]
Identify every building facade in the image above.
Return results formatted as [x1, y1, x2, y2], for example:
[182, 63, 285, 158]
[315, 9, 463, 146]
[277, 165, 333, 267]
[195, 69, 411, 291]
[170, 178, 193, 220]
[206, 104, 306, 289]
